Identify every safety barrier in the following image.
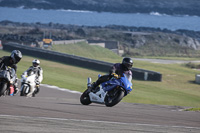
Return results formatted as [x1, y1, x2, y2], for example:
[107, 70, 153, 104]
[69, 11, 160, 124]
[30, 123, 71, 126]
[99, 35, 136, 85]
[3, 43, 162, 81]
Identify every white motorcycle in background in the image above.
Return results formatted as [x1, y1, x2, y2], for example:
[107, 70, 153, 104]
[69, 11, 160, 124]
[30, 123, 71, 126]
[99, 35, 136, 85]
[20, 71, 38, 97]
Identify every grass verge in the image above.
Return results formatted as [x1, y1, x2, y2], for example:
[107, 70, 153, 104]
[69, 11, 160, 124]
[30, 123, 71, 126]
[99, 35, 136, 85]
[184, 108, 200, 112]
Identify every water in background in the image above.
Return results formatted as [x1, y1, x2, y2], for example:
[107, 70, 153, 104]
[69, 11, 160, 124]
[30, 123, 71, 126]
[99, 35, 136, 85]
[0, 7, 200, 31]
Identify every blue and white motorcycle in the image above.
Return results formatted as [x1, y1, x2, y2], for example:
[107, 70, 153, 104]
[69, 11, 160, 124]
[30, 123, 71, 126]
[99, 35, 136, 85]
[80, 73, 133, 107]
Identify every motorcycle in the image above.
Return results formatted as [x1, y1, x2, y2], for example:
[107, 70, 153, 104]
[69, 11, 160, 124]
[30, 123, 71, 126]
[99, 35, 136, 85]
[0, 66, 16, 96]
[80, 73, 133, 107]
[20, 70, 38, 97]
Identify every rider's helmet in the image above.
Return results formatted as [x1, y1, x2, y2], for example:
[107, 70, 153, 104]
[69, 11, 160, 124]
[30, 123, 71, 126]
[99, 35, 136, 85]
[32, 59, 40, 68]
[10, 50, 22, 64]
[122, 57, 133, 70]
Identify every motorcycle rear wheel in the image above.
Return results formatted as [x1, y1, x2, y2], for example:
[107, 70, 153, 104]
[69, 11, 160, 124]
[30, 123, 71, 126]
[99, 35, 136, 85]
[0, 82, 7, 96]
[105, 89, 124, 107]
[80, 89, 92, 105]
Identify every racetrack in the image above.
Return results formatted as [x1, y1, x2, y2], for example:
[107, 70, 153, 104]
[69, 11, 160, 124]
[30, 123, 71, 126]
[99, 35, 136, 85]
[0, 85, 200, 133]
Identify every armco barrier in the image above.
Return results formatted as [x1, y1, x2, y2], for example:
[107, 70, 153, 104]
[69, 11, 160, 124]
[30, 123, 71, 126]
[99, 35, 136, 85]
[3, 43, 162, 81]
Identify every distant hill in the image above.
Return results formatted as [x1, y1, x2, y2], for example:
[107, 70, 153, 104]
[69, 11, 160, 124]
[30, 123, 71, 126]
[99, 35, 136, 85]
[0, 0, 200, 16]
[0, 21, 200, 57]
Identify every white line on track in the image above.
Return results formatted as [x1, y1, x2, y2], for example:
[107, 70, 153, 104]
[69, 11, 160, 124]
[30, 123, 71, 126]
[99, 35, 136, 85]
[0, 114, 200, 130]
[41, 84, 82, 94]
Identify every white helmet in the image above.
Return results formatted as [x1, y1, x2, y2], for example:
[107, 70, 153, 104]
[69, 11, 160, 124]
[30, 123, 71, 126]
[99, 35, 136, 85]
[32, 59, 40, 68]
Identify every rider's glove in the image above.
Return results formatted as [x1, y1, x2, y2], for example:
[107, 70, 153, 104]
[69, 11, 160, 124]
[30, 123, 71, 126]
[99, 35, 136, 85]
[111, 73, 119, 79]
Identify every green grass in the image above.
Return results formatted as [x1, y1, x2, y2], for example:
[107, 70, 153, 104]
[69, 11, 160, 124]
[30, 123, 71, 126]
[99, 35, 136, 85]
[52, 42, 122, 63]
[1, 47, 200, 108]
[124, 60, 200, 107]
[185, 108, 200, 112]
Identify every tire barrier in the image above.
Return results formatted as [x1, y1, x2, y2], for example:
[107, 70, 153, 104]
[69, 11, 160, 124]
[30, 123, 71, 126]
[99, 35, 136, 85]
[3, 43, 162, 81]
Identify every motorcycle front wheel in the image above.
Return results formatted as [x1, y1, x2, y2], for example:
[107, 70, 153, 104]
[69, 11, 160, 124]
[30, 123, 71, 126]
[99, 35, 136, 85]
[0, 82, 8, 96]
[105, 89, 125, 107]
[80, 89, 92, 105]
[20, 85, 30, 96]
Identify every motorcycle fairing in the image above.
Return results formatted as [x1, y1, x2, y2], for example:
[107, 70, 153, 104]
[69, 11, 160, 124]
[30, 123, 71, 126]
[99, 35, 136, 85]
[0, 70, 11, 81]
[101, 74, 132, 95]
[89, 88, 106, 103]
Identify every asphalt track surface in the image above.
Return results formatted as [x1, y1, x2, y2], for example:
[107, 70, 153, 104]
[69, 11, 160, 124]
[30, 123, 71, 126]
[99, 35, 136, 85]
[0, 85, 200, 133]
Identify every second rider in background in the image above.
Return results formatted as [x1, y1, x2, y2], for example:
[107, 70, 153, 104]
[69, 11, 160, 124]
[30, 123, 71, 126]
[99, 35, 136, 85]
[21, 59, 43, 97]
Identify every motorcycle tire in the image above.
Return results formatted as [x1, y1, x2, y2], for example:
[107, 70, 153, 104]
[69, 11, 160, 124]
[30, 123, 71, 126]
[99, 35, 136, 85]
[105, 89, 125, 107]
[80, 89, 92, 105]
[0, 82, 7, 96]
[20, 85, 29, 96]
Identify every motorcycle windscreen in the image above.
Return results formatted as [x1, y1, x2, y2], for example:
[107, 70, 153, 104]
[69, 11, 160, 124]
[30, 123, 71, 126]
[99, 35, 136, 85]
[102, 73, 133, 93]
[101, 79, 120, 92]
[120, 75, 133, 93]
[10, 68, 16, 78]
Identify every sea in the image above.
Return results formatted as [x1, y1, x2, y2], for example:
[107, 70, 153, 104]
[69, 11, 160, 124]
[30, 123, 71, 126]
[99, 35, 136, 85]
[0, 7, 200, 31]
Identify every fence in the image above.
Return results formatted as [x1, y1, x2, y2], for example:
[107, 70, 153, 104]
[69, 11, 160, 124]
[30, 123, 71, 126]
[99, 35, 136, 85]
[3, 43, 162, 81]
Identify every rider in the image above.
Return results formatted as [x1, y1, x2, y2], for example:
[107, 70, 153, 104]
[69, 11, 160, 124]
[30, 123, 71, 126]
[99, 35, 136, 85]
[22, 59, 43, 97]
[90, 57, 133, 90]
[0, 50, 23, 94]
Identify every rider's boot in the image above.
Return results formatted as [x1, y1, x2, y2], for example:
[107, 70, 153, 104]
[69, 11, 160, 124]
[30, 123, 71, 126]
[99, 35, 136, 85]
[32, 92, 35, 97]
[35, 86, 40, 94]
[14, 86, 19, 95]
[32, 85, 40, 97]
[14, 78, 19, 95]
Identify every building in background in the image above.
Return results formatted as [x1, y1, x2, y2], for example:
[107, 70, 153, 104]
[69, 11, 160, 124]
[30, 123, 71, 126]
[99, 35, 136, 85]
[87, 40, 124, 56]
